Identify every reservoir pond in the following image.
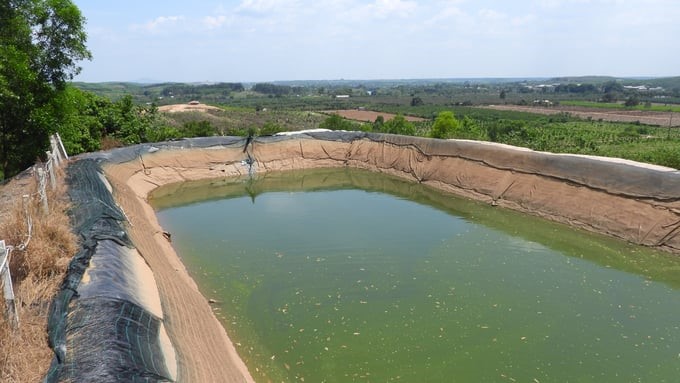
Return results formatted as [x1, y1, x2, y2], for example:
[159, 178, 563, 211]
[151, 169, 680, 383]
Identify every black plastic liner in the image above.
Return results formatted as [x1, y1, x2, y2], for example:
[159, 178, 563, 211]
[44, 159, 173, 382]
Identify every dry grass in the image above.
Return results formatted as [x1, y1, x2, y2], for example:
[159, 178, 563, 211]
[100, 136, 124, 151]
[0, 167, 77, 383]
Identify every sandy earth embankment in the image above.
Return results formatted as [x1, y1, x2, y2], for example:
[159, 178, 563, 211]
[104, 159, 255, 383]
[157, 103, 223, 114]
[97, 133, 680, 382]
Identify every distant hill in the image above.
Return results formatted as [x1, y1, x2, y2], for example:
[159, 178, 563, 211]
[71, 76, 680, 105]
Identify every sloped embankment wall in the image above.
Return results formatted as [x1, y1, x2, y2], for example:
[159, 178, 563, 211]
[117, 132, 680, 252]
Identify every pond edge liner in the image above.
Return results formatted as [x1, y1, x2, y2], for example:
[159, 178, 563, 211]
[46, 132, 680, 381]
[84, 132, 680, 201]
[44, 159, 176, 382]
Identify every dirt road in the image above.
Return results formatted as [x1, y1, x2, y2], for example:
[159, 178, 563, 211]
[484, 105, 679, 127]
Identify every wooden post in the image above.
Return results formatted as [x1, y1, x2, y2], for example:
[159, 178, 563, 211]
[0, 240, 19, 329]
[55, 132, 69, 160]
[49, 136, 61, 165]
[46, 152, 57, 191]
[37, 167, 49, 215]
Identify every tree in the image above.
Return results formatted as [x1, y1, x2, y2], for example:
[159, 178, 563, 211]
[410, 96, 424, 107]
[372, 115, 384, 131]
[602, 81, 624, 94]
[319, 114, 353, 131]
[499, 90, 506, 100]
[382, 114, 415, 136]
[46, 86, 103, 154]
[0, 0, 91, 179]
[430, 111, 460, 139]
[624, 96, 640, 108]
[601, 92, 616, 103]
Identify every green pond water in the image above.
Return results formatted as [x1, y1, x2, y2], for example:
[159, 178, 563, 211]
[151, 168, 680, 383]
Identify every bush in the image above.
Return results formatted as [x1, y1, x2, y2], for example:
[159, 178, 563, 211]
[319, 114, 354, 131]
[181, 120, 215, 137]
[381, 114, 415, 136]
[259, 121, 284, 136]
[430, 111, 459, 139]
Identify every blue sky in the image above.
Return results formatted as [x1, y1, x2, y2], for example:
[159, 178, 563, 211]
[72, 0, 679, 82]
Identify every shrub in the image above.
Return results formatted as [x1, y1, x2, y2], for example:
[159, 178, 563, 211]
[430, 111, 460, 139]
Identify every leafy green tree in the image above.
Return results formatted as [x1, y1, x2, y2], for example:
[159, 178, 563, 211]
[319, 114, 353, 131]
[410, 97, 424, 107]
[0, 0, 90, 179]
[624, 96, 640, 108]
[601, 92, 616, 103]
[49, 86, 103, 154]
[602, 81, 624, 94]
[430, 111, 460, 139]
[181, 120, 215, 138]
[382, 114, 415, 136]
[373, 115, 384, 131]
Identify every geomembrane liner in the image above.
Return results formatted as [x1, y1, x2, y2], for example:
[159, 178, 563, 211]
[45, 159, 175, 382]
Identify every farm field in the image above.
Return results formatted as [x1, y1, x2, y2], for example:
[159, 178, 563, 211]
[484, 104, 679, 127]
[323, 109, 428, 123]
[560, 100, 680, 113]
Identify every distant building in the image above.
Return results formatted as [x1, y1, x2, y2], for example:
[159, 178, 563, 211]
[335, 95, 350, 99]
[188, 100, 200, 105]
[533, 99, 553, 107]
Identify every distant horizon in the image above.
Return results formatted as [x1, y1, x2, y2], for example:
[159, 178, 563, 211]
[73, 74, 678, 85]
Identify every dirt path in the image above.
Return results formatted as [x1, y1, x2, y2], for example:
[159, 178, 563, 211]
[483, 105, 679, 126]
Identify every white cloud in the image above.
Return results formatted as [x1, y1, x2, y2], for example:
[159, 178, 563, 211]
[478, 8, 506, 21]
[371, 0, 418, 18]
[203, 15, 230, 29]
[235, 0, 303, 16]
[132, 15, 184, 33]
[425, 4, 465, 26]
[535, 0, 591, 8]
[343, 0, 418, 21]
[511, 14, 536, 27]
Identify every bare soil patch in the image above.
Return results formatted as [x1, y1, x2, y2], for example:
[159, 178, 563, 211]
[158, 102, 224, 114]
[484, 105, 679, 127]
[324, 109, 427, 123]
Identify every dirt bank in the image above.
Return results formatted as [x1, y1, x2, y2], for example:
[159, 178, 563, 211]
[97, 132, 679, 381]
